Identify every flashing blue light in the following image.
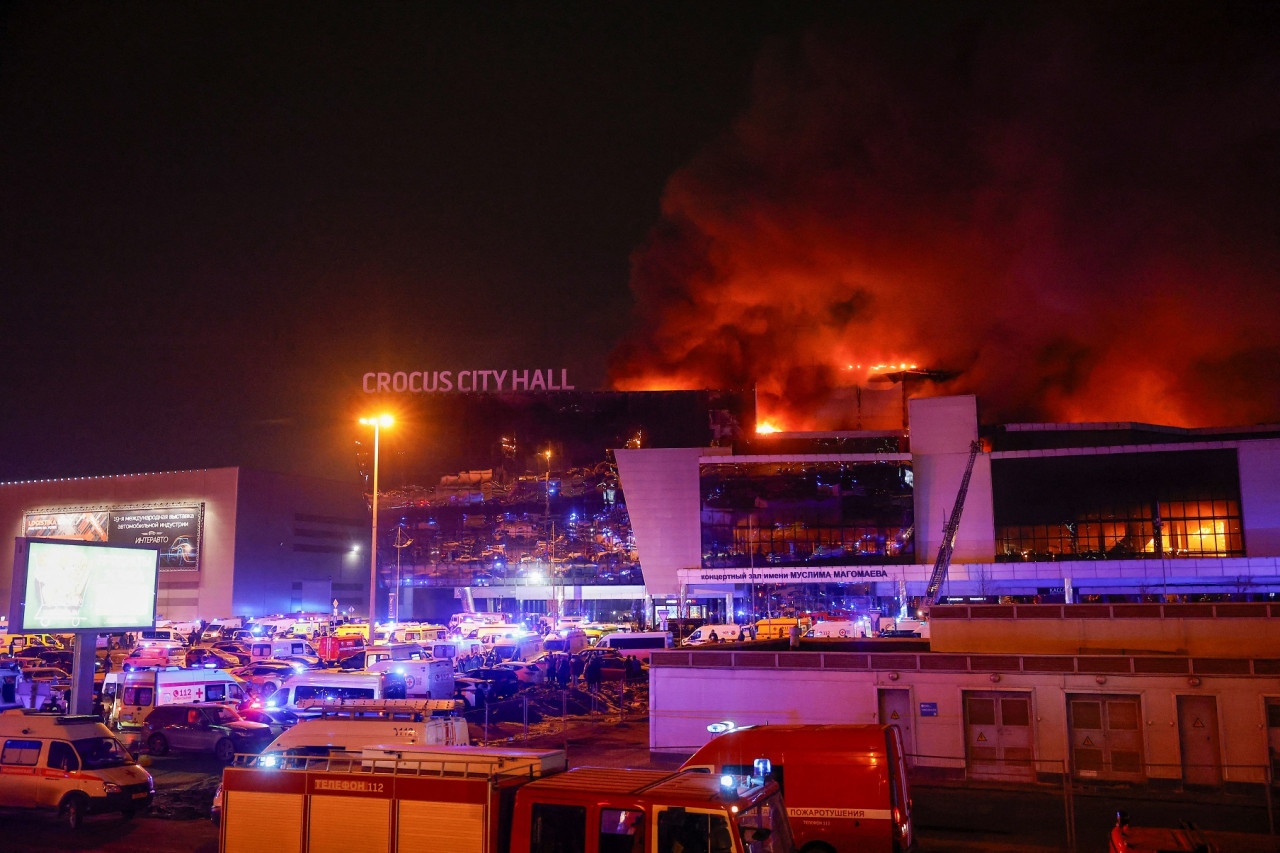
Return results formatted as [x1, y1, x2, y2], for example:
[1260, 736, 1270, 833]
[260, 754, 278, 768]
[753, 757, 772, 778]
[719, 774, 736, 789]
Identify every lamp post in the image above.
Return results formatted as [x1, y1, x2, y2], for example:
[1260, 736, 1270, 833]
[544, 449, 556, 620]
[359, 414, 393, 646]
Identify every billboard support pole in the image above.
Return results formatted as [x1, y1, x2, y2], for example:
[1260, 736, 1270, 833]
[70, 632, 97, 715]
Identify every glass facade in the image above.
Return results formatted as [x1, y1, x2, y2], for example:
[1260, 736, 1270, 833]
[700, 460, 914, 568]
[993, 450, 1244, 561]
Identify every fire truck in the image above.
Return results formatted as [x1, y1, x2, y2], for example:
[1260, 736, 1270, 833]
[684, 724, 915, 852]
[218, 745, 796, 853]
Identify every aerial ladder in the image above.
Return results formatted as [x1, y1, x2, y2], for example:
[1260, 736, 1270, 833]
[925, 439, 983, 605]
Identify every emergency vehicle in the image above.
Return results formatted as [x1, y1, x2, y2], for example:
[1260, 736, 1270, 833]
[315, 633, 366, 662]
[1109, 812, 1280, 852]
[102, 667, 251, 730]
[256, 699, 468, 763]
[684, 723, 915, 853]
[248, 638, 320, 661]
[0, 709, 154, 828]
[218, 745, 795, 853]
[364, 656, 453, 700]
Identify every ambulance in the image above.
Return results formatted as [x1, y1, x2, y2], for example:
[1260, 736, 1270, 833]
[102, 667, 252, 730]
[684, 723, 916, 852]
[0, 709, 154, 828]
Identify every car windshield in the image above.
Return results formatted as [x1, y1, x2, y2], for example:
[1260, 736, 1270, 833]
[73, 736, 133, 769]
[736, 791, 795, 853]
[212, 707, 240, 723]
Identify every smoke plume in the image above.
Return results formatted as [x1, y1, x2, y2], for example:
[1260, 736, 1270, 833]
[609, 4, 1280, 430]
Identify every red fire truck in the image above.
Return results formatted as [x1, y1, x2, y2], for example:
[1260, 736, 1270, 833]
[219, 744, 795, 853]
[684, 724, 915, 852]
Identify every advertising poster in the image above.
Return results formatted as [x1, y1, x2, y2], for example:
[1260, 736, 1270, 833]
[13, 540, 159, 631]
[23, 504, 204, 571]
[108, 506, 202, 570]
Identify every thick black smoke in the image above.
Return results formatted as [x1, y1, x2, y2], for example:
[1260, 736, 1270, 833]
[610, 3, 1280, 429]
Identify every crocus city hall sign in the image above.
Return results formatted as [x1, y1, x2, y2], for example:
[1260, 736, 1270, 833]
[362, 369, 575, 394]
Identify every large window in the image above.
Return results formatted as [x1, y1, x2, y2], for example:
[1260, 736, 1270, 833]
[993, 450, 1244, 561]
[700, 461, 914, 568]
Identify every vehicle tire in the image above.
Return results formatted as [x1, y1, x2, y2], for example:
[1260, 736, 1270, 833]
[60, 793, 89, 830]
[800, 843, 836, 853]
[215, 738, 236, 763]
[147, 733, 169, 756]
[262, 681, 278, 695]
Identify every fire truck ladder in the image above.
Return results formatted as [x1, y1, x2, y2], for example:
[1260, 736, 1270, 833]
[925, 440, 983, 605]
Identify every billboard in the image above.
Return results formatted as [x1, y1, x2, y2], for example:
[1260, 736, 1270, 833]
[22, 504, 203, 571]
[8, 538, 159, 632]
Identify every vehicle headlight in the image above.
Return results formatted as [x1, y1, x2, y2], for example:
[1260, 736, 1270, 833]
[104, 782, 122, 794]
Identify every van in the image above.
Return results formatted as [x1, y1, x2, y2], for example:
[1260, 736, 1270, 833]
[256, 699, 469, 763]
[365, 657, 454, 700]
[541, 627, 589, 655]
[807, 619, 872, 639]
[880, 618, 930, 639]
[753, 616, 811, 640]
[464, 624, 526, 644]
[0, 709, 154, 828]
[684, 723, 915, 853]
[490, 634, 544, 663]
[683, 624, 745, 646]
[136, 628, 186, 647]
[102, 667, 252, 730]
[248, 638, 319, 661]
[336, 643, 430, 670]
[264, 670, 407, 717]
[2, 633, 67, 652]
[392, 624, 449, 645]
[592, 631, 673, 663]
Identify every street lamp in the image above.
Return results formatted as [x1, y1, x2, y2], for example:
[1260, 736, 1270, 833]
[359, 414, 393, 646]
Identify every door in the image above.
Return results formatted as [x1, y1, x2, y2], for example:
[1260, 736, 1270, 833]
[1177, 695, 1222, 786]
[964, 690, 1035, 782]
[1267, 699, 1280, 783]
[1067, 693, 1146, 783]
[878, 688, 917, 766]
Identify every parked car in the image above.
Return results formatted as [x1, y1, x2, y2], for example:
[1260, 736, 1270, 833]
[22, 666, 71, 682]
[208, 642, 253, 665]
[236, 706, 299, 738]
[232, 661, 301, 696]
[184, 648, 241, 669]
[468, 667, 522, 698]
[276, 654, 326, 670]
[492, 660, 546, 685]
[141, 702, 273, 762]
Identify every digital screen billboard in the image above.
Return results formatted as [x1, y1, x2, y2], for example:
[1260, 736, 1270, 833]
[22, 504, 203, 571]
[8, 538, 159, 632]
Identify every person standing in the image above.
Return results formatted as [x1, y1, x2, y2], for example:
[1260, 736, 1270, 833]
[585, 655, 603, 694]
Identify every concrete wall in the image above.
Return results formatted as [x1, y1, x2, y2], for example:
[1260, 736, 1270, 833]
[1240, 439, 1280, 558]
[615, 447, 729, 596]
[650, 654, 1280, 785]
[909, 395, 995, 566]
[928, 603, 1280, 657]
[232, 469, 368, 619]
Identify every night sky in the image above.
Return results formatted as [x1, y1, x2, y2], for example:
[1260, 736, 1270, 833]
[3, 3, 1277, 484]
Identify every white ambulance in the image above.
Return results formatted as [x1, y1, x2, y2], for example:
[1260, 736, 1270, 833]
[0, 709, 154, 828]
[102, 667, 251, 730]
